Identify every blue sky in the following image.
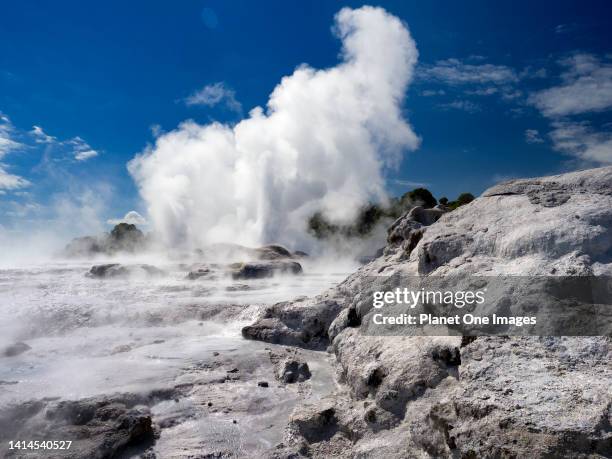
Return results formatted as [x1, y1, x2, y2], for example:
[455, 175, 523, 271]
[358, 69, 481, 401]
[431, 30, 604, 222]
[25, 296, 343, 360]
[1, 0, 611, 238]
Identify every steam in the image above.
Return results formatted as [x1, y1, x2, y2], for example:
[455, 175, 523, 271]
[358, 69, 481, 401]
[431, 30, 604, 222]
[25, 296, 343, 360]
[129, 6, 419, 251]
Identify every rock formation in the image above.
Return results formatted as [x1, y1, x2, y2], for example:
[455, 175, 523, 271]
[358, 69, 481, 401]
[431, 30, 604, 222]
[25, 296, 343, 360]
[245, 166, 612, 458]
[63, 223, 148, 257]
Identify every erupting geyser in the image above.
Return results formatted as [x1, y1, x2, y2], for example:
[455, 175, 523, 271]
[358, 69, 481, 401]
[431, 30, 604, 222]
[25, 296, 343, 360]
[128, 6, 420, 251]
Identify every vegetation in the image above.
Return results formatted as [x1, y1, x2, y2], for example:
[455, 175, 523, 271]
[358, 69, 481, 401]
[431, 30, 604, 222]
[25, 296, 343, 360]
[447, 192, 475, 210]
[307, 188, 475, 240]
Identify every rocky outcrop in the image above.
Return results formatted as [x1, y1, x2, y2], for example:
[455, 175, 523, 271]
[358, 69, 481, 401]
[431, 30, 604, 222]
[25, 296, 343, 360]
[87, 263, 165, 279]
[0, 393, 159, 458]
[230, 260, 303, 280]
[63, 223, 148, 258]
[242, 295, 345, 349]
[245, 166, 612, 458]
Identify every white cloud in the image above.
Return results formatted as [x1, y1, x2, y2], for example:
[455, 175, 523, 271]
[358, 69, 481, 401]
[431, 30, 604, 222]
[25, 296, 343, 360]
[525, 129, 544, 144]
[150, 124, 163, 138]
[529, 53, 612, 117]
[69, 136, 98, 161]
[185, 82, 242, 113]
[30, 125, 56, 144]
[439, 100, 480, 113]
[549, 121, 612, 164]
[0, 114, 23, 159]
[0, 165, 30, 190]
[107, 210, 147, 226]
[391, 179, 430, 188]
[74, 149, 98, 161]
[421, 58, 519, 85]
[130, 6, 420, 250]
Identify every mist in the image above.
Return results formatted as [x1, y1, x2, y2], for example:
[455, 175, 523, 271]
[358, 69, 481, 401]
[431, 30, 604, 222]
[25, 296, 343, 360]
[129, 6, 420, 253]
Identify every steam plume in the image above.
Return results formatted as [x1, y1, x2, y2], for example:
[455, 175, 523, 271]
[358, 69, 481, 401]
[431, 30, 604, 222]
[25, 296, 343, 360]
[129, 6, 419, 250]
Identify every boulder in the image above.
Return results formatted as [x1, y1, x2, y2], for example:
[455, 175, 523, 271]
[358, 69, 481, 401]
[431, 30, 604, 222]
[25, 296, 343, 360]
[242, 296, 344, 349]
[230, 260, 302, 280]
[0, 393, 157, 459]
[276, 359, 311, 383]
[3, 342, 31, 357]
[254, 244, 293, 260]
[186, 266, 211, 280]
[87, 264, 165, 279]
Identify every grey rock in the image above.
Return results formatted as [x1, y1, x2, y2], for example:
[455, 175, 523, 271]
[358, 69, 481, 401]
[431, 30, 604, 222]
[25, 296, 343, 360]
[63, 223, 148, 258]
[185, 266, 211, 280]
[255, 244, 294, 260]
[242, 297, 344, 349]
[87, 263, 165, 279]
[230, 260, 302, 280]
[245, 166, 612, 458]
[0, 393, 158, 459]
[3, 342, 31, 357]
[276, 359, 311, 383]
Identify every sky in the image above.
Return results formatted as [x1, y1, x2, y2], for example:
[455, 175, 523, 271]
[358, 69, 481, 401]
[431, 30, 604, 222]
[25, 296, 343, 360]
[1, 0, 611, 245]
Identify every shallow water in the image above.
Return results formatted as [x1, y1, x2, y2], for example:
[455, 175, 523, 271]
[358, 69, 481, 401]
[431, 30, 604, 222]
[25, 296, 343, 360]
[0, 257, 350, 455]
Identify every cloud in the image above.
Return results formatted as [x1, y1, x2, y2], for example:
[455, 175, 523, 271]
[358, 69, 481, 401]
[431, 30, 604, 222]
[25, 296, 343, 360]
[438, 100, 480, 113]
[74, 149, 98, 161]
[0, 165, 30, 190]
[525, 129, 544, 144]
[421, 58, 519, 85]
[107, 210, 147, 226]
[0, 114, 24, 159]
[69, 136, 98, 161]
[391, 179, 430, 188]
[554, 24, 576, 35]
[185, 82, 242, 113]
[529, 53, 612, 117]
[549, 121, 612, 164]
[30, 125, 56, 144]
[129, 6, 420, 250]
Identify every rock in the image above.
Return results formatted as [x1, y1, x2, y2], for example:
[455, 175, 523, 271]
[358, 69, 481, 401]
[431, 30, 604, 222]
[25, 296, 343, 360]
[258, 381, 269, 388]
[243, 166, 612, 457]
[293, 250, 309, 258]
[3, 342, 31, 357]
[276, 359, 311, 383]
[242, 296, 344, 349]
[107, 223, 146, 252]
[0, 393, 157, 458]
[87, 263, 165, 279]
[225, 283, 251, 291]
[385, 204, 448, 259]
[186, 266, 211, 280]
[254, 244, 293, 260]
[230, 260, 302, 280]
[62, 223, 148, 258]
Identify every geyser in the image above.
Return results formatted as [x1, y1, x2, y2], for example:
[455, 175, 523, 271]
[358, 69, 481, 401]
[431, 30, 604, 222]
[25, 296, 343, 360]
[129, 6, 420, 251]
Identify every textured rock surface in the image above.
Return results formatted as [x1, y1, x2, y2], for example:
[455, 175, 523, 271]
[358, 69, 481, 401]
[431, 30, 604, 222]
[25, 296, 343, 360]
[87, 263, 166, 279]
[276, 359, 312, 383]
[245, 166, 612, 458]
[231, 260, 303, 280]
[63, 223, 148, 257]
[0, 393, 157, 458]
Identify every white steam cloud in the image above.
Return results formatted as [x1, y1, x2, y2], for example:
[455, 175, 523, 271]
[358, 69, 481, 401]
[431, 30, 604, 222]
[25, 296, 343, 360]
[129, 6, 420, 250]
